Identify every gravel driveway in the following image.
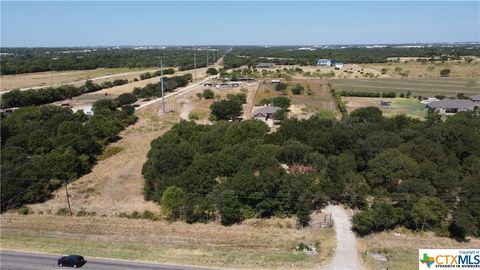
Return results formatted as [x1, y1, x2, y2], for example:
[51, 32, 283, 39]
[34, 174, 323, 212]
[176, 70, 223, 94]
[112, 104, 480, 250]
[322, 204, 362, 270]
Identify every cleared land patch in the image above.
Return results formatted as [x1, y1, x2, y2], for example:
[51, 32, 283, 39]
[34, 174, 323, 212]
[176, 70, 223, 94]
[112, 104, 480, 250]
[1, 214, 335, 269]
[255, 78, 338, 119]
[342, 97, 427, 119]
[357, 228, 480, 270]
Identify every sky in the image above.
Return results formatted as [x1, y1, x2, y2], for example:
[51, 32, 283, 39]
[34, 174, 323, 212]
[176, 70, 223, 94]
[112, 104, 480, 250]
[1, 1, 479, 47]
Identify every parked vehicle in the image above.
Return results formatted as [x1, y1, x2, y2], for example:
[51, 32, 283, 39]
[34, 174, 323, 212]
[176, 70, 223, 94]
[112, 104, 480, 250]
[58, 255, 87, 268]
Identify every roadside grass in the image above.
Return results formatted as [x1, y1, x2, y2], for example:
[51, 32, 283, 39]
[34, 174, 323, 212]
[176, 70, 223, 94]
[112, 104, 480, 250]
[1, 214, 336, 269]
[332, 77, 480, 97]
[357, 228, 480, 270]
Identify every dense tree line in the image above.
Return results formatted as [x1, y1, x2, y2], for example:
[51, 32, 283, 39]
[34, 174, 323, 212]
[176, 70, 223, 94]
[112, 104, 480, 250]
[143, 107, 479, 239]
[339, 90, 397, 98]
[1, 100, 137, 211]
[0, 47, 227, 75]
[132, 74, 192, 98]
[1, 79, 128, 109]
[223, 46, 480, 68]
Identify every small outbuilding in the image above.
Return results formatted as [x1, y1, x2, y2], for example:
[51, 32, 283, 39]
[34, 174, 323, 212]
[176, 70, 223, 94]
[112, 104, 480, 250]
[256, 63, 276, 68]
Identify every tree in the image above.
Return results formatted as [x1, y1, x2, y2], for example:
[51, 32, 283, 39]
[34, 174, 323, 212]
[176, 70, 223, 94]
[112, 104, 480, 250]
[349, 107, 383, 123]
[277, 140, 312, 165]
[409, 197, 447, 230]
[206, 68, 218, 75]
[271, 96, 291, 109]
[117, 93, 137, 106]
[161, 186, 186, 220]
[202, 89, 215, 99]
[440, 69, 451, 77]
[210, 99, 242, 121]
[291, 84, 304, 95]
[219, 190, 242, 226]
[296, 195, 311, 227]
[367, 149, 419, 191]
[352, 211, 374, 235]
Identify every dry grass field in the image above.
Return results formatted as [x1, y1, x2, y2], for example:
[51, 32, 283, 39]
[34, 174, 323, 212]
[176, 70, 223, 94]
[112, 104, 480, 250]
[361, 60, 480, 79]
[254, 78, 339, 119]
[332, 77, 480, 97]
[0, 67, 158, 92]
[358, 228, 480, 270]
[0, 213, 335, 269]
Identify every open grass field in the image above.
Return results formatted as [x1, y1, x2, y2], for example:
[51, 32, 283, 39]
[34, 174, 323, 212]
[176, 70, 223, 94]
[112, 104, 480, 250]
[343, 97, 427, 119]
[357, 228, 480, 270]
[332, 77, 480, 97]
[0, 67, 159, 92]
[0, 214, 335, 269]
[361, 60, 480, 79]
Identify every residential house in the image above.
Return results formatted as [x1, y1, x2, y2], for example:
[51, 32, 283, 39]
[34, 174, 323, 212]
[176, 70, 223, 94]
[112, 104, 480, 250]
[252, 105, 280, 127]
[317, 59, 332, 67]
[426, 99, 477, 114]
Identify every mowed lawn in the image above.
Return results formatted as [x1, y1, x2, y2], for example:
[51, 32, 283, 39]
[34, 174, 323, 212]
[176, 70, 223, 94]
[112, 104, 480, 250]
[332, 78, 480, 97]
[343, 97, 427, 119]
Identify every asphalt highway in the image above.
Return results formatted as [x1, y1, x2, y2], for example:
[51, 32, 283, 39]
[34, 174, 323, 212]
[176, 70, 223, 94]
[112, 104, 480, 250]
[0, 251, 218, 270]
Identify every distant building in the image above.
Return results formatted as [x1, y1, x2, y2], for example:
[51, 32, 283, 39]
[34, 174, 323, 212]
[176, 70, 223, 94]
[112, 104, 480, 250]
[420, 97, 440, 104]
[256, 63, 276, 68]
[334, 62, 344, 69]
[216, 82, 239, 88]
[317, 59, 332, 67]
[426, 99, 477, 114]
[271, 79, 281, 83]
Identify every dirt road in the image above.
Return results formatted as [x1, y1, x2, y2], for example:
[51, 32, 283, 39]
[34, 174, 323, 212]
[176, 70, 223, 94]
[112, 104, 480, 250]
[322, 205, 362, 270]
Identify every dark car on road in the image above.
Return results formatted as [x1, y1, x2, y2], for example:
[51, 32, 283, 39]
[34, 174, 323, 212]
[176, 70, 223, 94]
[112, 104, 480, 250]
[58, 255, 87, 268]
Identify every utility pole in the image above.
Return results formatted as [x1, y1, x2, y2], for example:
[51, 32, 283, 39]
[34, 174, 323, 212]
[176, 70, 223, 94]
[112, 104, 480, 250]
[160, 60, 165, 114]
[64, 180, 72, 216]
[193, 50, 197, 81]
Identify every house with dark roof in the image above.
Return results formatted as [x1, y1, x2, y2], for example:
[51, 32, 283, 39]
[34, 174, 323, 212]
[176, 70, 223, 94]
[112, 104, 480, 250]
[252, 105, 280, 127]
[470, 95, 480, 103]
[426, 99, 478, 114]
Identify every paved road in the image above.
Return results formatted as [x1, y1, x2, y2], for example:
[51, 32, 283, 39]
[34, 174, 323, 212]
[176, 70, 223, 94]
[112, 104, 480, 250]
[136, 75, 218, 110]
[322, 205, 362, 270]
[0, 251, 218, 270]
